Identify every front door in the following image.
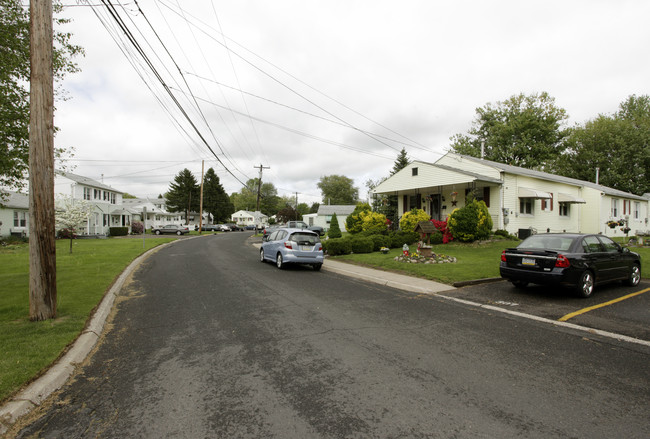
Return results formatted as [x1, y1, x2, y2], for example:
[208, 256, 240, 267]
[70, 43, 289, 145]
[429, 194, 441, 221]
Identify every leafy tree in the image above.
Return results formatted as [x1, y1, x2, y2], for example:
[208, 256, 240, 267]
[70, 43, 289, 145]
[366, 178, 398, 226]
[309, 202, 320, 214]
[55, 195, 93, 253]
[296, 202, 310, 216]
[328, 213, 342, 238]
[233, 178, 279, 216]
[122, 193, 137, 199]
[450, 92, 569, 169]
[202, 168, 233, 223]
[317, 175, 359, 205]
[0, 0, 83, 194]
[447, 196, 493, 242]
[391, 147, 410, 175]
[345, 203, 372, 234]
[554, 95, 650, 195]
[276, 206, 298, 223]
[399, 208, 430, 232]
[165, 169, 199, 223]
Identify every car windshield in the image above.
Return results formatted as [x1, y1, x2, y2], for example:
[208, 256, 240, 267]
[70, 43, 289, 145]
[290, 232, 319, 245]
[518, 235, 574, 251]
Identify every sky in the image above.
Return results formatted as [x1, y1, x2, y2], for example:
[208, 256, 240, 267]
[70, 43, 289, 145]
[51, 0, 650, 206]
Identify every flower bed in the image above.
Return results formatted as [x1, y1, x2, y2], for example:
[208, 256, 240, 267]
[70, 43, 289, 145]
[394, 252, 457, 264]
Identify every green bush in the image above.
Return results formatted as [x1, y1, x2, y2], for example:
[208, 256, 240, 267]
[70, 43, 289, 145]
[447, 197, 493, 242]
[131, 221, 144, 234]
[494, 229, 518, 240]
[399, 208, 430, 232]
[328, 213, 342, 238]
[345, 203, 372, 234]
[370, 234, 391, 251]
[360, 210, 388, 233]
[429, 231, 443, 245]
[324, 238, 352, 256]
[349, 237, 374, 254]
[109, 227, 129, 236]
[389, 231, 420, 248]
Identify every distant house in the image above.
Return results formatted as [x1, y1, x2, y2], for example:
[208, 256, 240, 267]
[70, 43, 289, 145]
[0, 191, 29, 238]
[311, 205, 357, 232]
[122, 197, 183, 228]
[231, 210, 268, 228]
[372, 152, 649, 238]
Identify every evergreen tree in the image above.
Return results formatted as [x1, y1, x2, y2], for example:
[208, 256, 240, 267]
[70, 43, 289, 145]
[165, 169, 200, 223]
[202, 168, 234, 223]
[328, 213, 342, 238]
[391, 148, 410, 175]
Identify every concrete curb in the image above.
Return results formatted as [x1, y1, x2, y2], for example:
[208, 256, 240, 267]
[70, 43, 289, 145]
[0, 243, 166, 435]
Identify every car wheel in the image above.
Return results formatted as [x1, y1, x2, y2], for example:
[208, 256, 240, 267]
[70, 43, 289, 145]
[624, 264, 641, 287]
[260, 248, 265, 263]
[576, 271, 594, 298]
[313, 263, 322, 271]
[155, 230, 161, 235]
[511, 280, 528, 289]
[176, 230, 182, 235]
[276, 253, 284, 269]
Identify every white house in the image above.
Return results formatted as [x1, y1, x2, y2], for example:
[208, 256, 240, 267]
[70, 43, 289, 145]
[0, 191, 29, 238]
[122, 197, 182, 229]
[54, 171, 129, 235]
[231, 210, 268, 228]
[311, 205, 357, 232]
[373, 152, 649, 238]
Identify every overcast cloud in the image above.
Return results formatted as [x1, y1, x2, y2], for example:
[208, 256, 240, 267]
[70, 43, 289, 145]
[52, 0, 650, 205]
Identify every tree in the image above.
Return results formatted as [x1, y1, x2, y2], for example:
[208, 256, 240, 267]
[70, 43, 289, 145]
[0, 0, 83, 194]
[55, 195, 93, 253]
[391, 147, 410, 175]
[309, 202, 320, 214]
[317, 175, 359, 205]
[202, 168, 233, 222]
[165, 169, 199, 223]
[554, 95, 650, 195]
[233, 178, 279, 216]
[276, 206, 298, 223]
[328, 213, 342, 238]
[450, 92, 569, 169]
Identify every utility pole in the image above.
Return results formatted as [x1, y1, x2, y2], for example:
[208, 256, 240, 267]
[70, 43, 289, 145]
[198, 160, 204, 234]
[295, 192, 299, 220]
[254, 164, 270, 212]
[29, 0, 57, 321]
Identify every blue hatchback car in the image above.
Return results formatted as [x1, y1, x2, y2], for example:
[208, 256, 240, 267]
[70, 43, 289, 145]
[260, 228, 324, 270]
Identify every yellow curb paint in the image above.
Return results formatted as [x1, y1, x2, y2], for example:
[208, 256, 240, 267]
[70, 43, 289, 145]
[558, 288, 650, 322]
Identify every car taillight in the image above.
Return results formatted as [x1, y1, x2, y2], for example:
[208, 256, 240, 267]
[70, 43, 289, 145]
[284, 242, 293, 249]
[318, 245, 323, 251]
[501, 250, 506, 262]
[555, 254, 570, 268]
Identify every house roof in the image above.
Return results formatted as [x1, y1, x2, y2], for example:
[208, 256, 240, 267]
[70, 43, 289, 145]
[0, 191, 29, 209]
[317, 205, 356, 215]
[56, 171, 124, 194]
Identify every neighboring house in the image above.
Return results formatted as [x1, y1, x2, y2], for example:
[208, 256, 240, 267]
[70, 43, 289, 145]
[372, 152, 649, 238]
[122, 198, 182, 229]
[312, 205, 357, 233]
[0, 191, 29, 238]
[55, 171, 129, 235]
[231, 210, 268, 228]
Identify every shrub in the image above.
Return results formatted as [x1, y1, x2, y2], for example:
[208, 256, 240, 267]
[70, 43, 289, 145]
[345, 203, 372, 234]
[447, 197, 493, 242]
[360, 211, 388, 233]
[56, 228, 76, 239]
[494, 229, 518, 240]
[389, 231, 420, 248]
[131, 221, 144, 234]
[328, 213, 342, 238]
[370, 234, 391, 251]
[109, 227, 129, 237]
[399, 208, 430, 232]
[429, 231, 443, 245]
[431, 219, 453, 244]
[324, 238, 352, 256]
[349, 237, 374, 254]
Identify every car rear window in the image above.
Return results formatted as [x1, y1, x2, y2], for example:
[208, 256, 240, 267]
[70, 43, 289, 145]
[290, 232, 319, 245]
[518, 235, 573, 251]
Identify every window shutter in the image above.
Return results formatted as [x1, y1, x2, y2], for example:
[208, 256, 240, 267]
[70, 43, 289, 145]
[550, 193, 553, 211]
[623, 200, 627, 215]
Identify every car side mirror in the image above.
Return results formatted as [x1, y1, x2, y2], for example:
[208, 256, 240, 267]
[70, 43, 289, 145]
[621, 247, 630, 253]
[262, 235, 269, 242]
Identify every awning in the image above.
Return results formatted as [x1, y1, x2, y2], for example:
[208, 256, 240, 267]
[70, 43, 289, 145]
[558, 193, 586, 204]
[518, 187, 552, 199]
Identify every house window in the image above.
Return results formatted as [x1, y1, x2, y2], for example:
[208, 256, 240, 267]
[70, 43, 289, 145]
[611, 199, 618, 217]
[103, 214, 109, 226]
[541, 193, 553, 212]
[83, 187, 92, 200]
[519, 198, 533, 215]
[111, 193, 116, 204]
[559, 203, 570, 217]
[634, 202, 640, 219]
[14, 211, 27, 227]
[325, 215, 332, 224]
[412, 167, 418, 176]
[94, 189, 100, 199]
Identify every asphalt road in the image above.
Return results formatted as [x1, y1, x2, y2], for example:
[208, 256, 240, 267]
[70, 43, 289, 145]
[12, 232, 650, 438]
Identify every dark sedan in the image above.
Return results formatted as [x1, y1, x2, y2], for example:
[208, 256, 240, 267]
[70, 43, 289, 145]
[500, 233, 641, 297]
[152, 224, 189, 236]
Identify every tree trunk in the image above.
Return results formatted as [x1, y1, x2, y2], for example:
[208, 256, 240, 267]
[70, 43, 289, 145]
[29, 0, 57, 321]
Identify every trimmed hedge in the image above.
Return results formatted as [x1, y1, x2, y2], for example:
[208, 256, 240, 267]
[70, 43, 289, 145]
[323, 238, 352, 256]
[349, 237, 374, 254]
[370, 234, 391, 251]
[109, 227, 129, 236]
[389, 231, 419, 248]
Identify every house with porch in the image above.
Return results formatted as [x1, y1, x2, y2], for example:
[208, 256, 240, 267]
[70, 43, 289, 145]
[0, 191, 29, 238]
[122, 197, 182, 229]
[372, 152, 649, 238]
[231, 210, 268, 228]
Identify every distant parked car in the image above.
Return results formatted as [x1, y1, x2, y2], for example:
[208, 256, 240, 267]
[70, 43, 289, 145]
[216, 224, 231, 232]
[199, 224, 220, 232]
[226, 223, 242, 231]
[260, 228, 324, 270]
[152, 224, 189, 236]
[244, 225, 256, 230]
[285, 220, 324, 236]
[500, 233, 641, 297]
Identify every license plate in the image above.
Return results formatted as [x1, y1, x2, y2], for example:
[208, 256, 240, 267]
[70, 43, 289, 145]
[300, 246, 312, 251]
[522, 257, 536, 266]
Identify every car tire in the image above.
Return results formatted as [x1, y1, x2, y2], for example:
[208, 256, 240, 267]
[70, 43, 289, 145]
[576, 270, 594, 298]
[155, 230, 161, 235]
[276, 253, 284, 269]
[260, 248, 265, 263]
[624, 264, 641, 287]
[313, 263, 322, 271]
[511, 280, 528, 289]
[176, 231, 182, 235]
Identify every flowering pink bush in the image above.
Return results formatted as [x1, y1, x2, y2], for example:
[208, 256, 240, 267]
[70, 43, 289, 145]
[431, 219, 453, 244]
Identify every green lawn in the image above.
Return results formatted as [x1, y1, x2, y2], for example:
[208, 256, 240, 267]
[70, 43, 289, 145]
[0, 237, 173, 403]
[332, 240, 649, 285]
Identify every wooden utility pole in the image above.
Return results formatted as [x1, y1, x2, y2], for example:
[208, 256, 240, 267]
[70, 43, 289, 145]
[254, 164, 270, 212]
[198, 160, 204, 234]
[29, 0, 57, 321]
